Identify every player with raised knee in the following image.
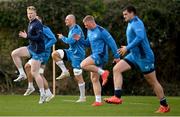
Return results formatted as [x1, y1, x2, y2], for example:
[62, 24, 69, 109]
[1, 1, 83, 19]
[78, 15, 120, 106]
[11, 6, 47, 104]
[104, 5, 170, 113]
[23, 16, 57, 102]
[52, 14, 86, 102]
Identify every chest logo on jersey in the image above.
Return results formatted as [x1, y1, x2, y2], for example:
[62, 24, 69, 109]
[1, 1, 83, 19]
[92, 34, 98, 39]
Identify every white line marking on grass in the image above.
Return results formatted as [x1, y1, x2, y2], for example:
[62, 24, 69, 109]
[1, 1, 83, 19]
[62, 99, 75, 102]
[125, 102, 153, 105]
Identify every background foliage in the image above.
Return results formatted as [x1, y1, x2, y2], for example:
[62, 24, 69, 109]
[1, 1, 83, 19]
[0, 0, 179, 96]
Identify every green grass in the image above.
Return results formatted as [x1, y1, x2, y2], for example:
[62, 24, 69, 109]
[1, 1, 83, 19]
[0, 95, 179, 116]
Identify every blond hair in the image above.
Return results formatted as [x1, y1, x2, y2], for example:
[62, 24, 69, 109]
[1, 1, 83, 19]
[83, 15, 95, 23]
[27, 6, 36, 12]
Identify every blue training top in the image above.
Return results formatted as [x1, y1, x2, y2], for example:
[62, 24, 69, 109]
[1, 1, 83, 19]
[61, 24, 86, 59]
[83, 25, 120, 62]
[27, 18, 45, 54]
[43, 25, 57, 53]
[126, 16, 154, 61]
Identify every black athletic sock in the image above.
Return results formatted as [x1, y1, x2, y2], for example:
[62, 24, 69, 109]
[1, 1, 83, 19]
[114, 89, 122, 98]
[160, 97, 168, 107]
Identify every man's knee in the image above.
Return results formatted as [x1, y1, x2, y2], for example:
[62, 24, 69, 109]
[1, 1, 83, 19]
[113, 62, 125, 73]
[31, 69, 38, 77]
[52, 51, 58, 59]
[24, 63, 31, 70]
[90, 73, 99, 83]
[25, 59, 32, 67]
[31, 68, 44, 75]
[91, 77, 99, 83]
[52, 49, 64, 60]
[11, 50, 17, 57]
[113, 65, 119, 72]
[80, 61, 85, 69]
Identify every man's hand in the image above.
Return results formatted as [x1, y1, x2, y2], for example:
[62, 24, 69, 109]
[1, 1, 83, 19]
[73, 34, 80, 41]
[118, 46, 127, 56]
[57, 33, 63, 39]
[19, 30, 27, 38]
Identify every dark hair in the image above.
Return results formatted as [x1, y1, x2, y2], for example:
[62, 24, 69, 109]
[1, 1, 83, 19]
[123, 5, 136, 14]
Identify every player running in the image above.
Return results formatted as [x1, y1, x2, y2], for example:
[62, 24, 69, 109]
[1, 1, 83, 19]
[52, 14, 86, 102]
[78, 15, 120, 106]
[23, 16, 57, 103]
[104, 5, 170, 113]
[11, 6, 46, 104]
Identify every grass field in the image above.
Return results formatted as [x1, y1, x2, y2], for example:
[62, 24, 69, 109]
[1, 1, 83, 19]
[0, 95, 179, 116]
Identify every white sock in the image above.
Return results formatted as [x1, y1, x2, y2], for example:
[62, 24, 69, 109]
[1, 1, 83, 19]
[45, 88, 52, 96]
[95, 95, 101, 102]
[97, 68, 104, 75]
[115, 87, 121, 90]
[28, 82, 34, 89]
[18, 67, 25, 75]
[56, 60, 68, 72]
[78, 83, 85, 98]
[39, 88, 45, 96]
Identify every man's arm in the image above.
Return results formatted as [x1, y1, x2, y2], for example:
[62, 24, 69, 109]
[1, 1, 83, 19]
[44, 27, 57, 49]
[73, 33, 90, 47]
[59, 27, 83, 44]
[102, 29, 120, 59]
[126, 22, 144, 51]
